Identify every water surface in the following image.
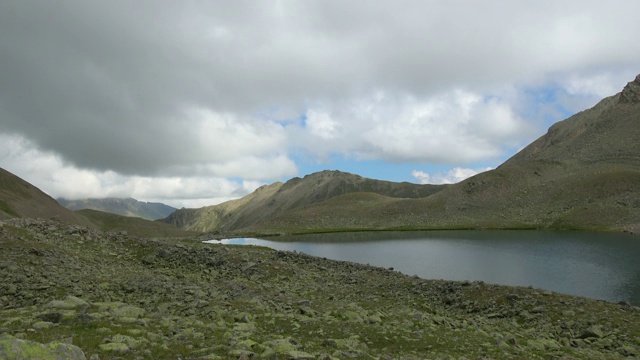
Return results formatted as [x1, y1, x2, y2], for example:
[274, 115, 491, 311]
[205, 230, 640, 305]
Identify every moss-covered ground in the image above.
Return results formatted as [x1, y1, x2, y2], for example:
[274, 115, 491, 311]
[1, 218, 639, 359]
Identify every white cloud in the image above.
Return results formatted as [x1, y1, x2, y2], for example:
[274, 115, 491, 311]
[0, 134, 264, 208]
[0, 2, 639, 206]
[412, 167, 493, 185]
[305, 110, 339, 140]
[563, 72, 631, 99]
[293, 89, 534, 165]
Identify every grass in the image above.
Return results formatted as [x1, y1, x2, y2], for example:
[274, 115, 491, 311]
[0, 200, 18, 217]
[76, 209, 200, 238]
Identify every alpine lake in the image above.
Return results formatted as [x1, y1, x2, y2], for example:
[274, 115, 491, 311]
[205, 230, 640, 305]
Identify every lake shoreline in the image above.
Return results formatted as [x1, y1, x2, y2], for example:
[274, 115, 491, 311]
[215, 224, 639, 240]
[205, 229, 640, 306]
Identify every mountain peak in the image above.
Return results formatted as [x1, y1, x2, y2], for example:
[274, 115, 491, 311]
[619, 74, 640, 104]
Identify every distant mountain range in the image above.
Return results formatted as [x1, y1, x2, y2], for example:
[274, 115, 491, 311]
[161, 74, 640, 235]
[2, 74, 640, 236]
[58, 197, 177, 221]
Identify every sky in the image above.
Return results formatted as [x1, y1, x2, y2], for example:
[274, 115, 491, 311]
[0, 1, 639, 209]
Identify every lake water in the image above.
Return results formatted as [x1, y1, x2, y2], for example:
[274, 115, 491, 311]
[204, 230, 640, 305]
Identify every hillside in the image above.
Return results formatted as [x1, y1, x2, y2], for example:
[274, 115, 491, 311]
[0, 167, 94, 227]
[77, 209, 199, 238]
[58, 197, 177, 220]
[171, 74, 640, 235]
[161, 170, 446, 232]
[501, 75, 640, 168]
[0, 167, 193, 237]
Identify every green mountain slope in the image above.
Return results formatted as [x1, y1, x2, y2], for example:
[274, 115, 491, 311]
[76, 209, 199, 237]
[58, 197, 177, 220]
[161, 170, 446, 233]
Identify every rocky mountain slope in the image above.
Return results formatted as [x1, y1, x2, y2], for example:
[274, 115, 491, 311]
[0, 167, 94, 227]
[0, 167, 194, 237]
[501, 75, 640, 168]
[2, 218, 639, 359]
[58, 197, 177, 221]
[162, 170, 446, 233]
[200, 74, 640, 235]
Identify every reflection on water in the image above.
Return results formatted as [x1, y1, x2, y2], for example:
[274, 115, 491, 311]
[204, 231, 640, 305]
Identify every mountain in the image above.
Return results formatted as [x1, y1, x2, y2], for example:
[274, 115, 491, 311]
[165, 74, 640, 235]
[0, 167, 94, 227]
[0, 167, 194, 236]
[0, 168, 94, 227]
[161, 170, 446, 232]
[76, 209, 199, 237]
[58, 197, 177, 220]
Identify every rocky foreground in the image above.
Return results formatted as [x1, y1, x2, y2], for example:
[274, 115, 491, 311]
[1, 219, 639, 359]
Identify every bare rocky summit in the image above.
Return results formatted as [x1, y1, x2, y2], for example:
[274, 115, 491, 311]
[619, 74, 640, 104]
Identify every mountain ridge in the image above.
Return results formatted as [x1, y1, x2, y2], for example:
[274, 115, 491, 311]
[163, 73, 640, 235]
[0, 167, 94, 227]
[3, 74, 640, 236]
[161, 170, 446, 233]
[58, 197, 177, 221]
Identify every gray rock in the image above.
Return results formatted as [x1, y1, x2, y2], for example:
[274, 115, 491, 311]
[0, 334, 87, 360]
[6, 284, 17, 295]
[620, 74, 640, 104]
[578, 325, 604, 339]
[98, 342, 129, 352]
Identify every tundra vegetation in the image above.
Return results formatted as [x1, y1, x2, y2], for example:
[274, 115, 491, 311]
[1, 218, 640, 359]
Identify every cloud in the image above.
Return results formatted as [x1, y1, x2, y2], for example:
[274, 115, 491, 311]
[292, 89, 534, 164]
[0, 1, 639, 205]
[0, 134, 261, 208]
[412, 167, 493, 185]
[304, 110, 340, 140]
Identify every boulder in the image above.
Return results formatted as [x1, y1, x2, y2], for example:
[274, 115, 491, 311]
[578, 325, 604, 339]
[0, 334, 86, 360]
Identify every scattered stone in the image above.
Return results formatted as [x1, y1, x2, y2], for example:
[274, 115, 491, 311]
[98, 342, 129, 352]
[112, 304, 145, 318]
[32, 321, 56, 329]
[6, 284, 17, 295]
[2, 218, 640, 359]
[578, 325, 605, 339]
[530, 305, 545, 313]
[526, 339, 546, 352]
[618, 345, 637, 357]
[506, 294, 519, 301]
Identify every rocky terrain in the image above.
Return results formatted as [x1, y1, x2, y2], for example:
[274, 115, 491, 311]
[2, 218, 640, 359]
